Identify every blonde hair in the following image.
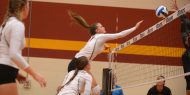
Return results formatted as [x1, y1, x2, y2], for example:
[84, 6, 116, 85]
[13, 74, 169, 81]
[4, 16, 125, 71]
[2, 0, 27, 24]
[68, 10, 99, 35]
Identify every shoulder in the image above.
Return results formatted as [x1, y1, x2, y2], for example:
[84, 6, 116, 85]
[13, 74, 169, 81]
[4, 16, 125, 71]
[164, 86, 171, 91]
[95, 33, 114, 41]
[84, 71, 92, 79]
[80, 70, 92, 80]
[69, 70, 75, 73]
[147, 86, 156, 94]
[67, 70, 75, 76]
[9, 17, 25, 30]
[149, 85, 156, 91]
[95, 34, 107, 38]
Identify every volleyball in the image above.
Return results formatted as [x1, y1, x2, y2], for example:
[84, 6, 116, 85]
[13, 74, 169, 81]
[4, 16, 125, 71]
[155, 5, 168, 18]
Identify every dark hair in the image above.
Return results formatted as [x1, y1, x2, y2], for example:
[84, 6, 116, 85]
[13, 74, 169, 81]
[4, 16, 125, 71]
[2, 0, 27, 24]
[157, 75, 165, 79]
[157, 75, 165, 84]
[57, 56, 89, 94]
[65, 56, 89, 85]
[68, 10, 99, 35]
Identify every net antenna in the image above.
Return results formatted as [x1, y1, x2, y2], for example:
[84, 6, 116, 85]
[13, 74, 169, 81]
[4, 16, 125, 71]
[103, 14, 119, 95]
[109, 14, 119, 69]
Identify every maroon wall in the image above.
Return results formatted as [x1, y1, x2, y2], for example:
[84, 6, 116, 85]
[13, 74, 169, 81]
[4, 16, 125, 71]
[0, 0, 188, 65]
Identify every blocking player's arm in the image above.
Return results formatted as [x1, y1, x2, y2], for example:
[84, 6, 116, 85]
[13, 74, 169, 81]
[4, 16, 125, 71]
[180, 14, 190, 23]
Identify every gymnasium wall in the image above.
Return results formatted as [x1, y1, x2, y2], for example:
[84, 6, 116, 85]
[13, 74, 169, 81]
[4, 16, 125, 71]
[0, 0, 188, 65]
[0, 0, 189, 95]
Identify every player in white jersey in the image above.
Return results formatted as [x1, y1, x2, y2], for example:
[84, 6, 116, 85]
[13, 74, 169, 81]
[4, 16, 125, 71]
[0, 0, 46, 95]
[57, 56, 92, 95]
[67, 10, 143, 94]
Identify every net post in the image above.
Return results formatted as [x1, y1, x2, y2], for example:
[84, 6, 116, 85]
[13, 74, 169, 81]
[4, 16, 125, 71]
[102, 68, 112, 95]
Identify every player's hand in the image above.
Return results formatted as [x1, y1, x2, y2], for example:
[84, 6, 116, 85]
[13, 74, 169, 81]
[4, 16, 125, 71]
[170, 0, 178, 10]
[17, 73, 28, 84]
[33, 73, 47, 87]
[135, 20, 143, 29]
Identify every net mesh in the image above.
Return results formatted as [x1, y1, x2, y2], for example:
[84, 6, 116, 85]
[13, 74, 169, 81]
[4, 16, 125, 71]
[112, 61, 183, 89]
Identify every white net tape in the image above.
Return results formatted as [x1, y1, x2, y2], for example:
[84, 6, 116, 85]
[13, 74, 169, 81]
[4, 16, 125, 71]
[111, 3, 190, 53]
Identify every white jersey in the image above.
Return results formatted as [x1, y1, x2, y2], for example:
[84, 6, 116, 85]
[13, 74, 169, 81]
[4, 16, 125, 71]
[58, 70, 92, 95]
[0, 17, 29, 69]
[75, 27, 136, 61]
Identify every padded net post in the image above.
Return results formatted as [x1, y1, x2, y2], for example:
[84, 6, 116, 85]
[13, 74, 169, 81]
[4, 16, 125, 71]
[102, 68, 112, 95]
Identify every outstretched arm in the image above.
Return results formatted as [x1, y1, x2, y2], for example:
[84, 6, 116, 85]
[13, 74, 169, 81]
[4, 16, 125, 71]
[100, 20, 143, 42]
[171, 0, 189, 22]
[171, 0, 178, 10]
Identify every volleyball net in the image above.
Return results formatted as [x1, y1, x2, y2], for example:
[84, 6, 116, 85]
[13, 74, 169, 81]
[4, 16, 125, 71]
[102, 2, 190, 95]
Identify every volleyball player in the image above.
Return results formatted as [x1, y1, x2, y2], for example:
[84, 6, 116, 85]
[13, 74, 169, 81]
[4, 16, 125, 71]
[57, 56, 93, 95]
[0, 0, 47, 95]
[172, 0, 190, 95]
[147, 76, 172, 95]
[67, 10, 143, 94]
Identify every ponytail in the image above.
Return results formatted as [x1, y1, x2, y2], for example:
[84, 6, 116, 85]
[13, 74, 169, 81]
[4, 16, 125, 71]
[68, 10, 98, 35]
[1, 0, 27, 25]
[56, 69, 79, 94]
[68, 10, 90, 28]
[57, 56, 89, 94]
[65, 69, 79, 86]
